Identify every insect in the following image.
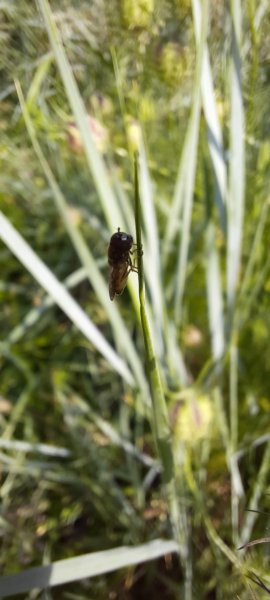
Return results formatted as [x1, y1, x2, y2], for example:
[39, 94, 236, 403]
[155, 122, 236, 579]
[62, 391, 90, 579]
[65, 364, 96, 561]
[108, 228, 138, 300]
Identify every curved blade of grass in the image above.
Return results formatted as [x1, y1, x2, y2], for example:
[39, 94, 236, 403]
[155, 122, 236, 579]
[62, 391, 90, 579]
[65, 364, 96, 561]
[26, 52, 53, 111]
[174, 0, 208, 324]
[0, 539, 179, 598]
[204, 514, 241, 567]
[193, 0, 227, 231]
[0, 211, 134, 385]
[239, 537, 270, 550]
[15, 80, 149, 400]
[36, 0, 124, 232]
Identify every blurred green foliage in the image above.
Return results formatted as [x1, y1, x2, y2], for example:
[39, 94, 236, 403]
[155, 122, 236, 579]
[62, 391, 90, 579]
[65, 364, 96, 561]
[1, 0, 270, 598]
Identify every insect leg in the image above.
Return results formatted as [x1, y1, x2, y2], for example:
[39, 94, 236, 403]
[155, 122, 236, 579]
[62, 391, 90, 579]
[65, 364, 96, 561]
[128, 255, 138, 273]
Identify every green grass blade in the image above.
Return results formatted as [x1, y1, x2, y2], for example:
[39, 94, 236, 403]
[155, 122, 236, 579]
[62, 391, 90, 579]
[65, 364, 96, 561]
[139, 135, 164, 353]
[0, 438, 70, 458]
[7, 268, 86, 345]
[36, 0, 124, 231]
[135, 156, 172, 472]
[88, 408, 157, 468]
[134, 156, 188, 560]
[226, 0, 245, 549]
[25, 52, 53, 110]
[162, 114, 193, 267]
[229, 342, 241, 545]
[163, 0, 208, 272]
[0, 211, 134, 385]
[193, 0, 227, 231]
[226, 0, 245, 320]
[0, 539, 179, 597]
[174, 0, 208, 324]
[15, 80, 149, 398]
[239, 441, 270, 549]
[241, 213, 268, 294]
[205, 221, 225, 360]
[0, 379, 36, 442]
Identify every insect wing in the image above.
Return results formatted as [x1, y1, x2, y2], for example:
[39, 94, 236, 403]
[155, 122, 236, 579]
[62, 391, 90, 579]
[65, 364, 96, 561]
[109, 261, 129, 301]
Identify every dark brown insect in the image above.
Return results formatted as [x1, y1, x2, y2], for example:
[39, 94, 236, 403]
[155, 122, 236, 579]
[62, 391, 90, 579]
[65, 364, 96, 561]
[108, 228, 138, 300]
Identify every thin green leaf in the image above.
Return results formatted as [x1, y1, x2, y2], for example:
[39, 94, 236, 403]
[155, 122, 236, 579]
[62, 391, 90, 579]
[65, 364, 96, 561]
[226, 0, 245, 319]
[7, 268, 87, 345]
[193, 0, 227, 231]
[239, 441, 270, 549]
[134, 155, 188, 560]
[0, 211, 134, 385]
[174, 0, 208, 323]
[15, 80, 149, 399]
[205, 221, 225, 360]
[0, 539, 179, 597]
[26, 52, 53, 110]
[36, 0, 125, 232]
[139, 135, 164, 354]
[0, 438, 70, 458]
[238, 537, 270, 551]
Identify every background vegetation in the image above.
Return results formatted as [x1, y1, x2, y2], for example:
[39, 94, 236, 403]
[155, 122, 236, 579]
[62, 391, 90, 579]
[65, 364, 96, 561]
[0, 0, 270, 597]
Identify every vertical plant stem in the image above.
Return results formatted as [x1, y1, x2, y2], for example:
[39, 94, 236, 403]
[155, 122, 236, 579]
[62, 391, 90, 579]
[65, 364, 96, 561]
[134, 155, 173, 481]
[230, 341, 239, 544]
[134, 156, 190, 579]
[226, 0, 245, 549]
[226, 0, 245, 324]
[174, 0, 208, 325]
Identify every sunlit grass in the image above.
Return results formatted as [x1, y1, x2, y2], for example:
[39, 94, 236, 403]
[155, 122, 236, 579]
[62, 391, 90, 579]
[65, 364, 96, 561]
[0, 0, 270, 597]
